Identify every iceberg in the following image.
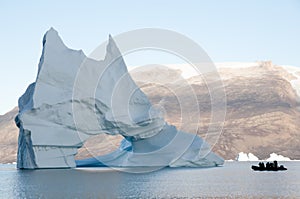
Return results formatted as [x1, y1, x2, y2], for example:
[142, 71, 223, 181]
[15, 28, 224, 169]
[235, 152, 291, 162]
[236, 152, 259, 161]
[266, 153, 291, 161]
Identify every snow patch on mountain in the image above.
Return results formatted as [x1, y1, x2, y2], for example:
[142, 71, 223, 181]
[129, 62, 260, 80]
[280, 65, 300, 99]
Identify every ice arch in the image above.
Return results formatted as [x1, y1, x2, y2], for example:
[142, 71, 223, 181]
[15, 28, 224, 169]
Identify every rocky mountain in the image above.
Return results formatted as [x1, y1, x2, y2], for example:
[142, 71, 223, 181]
[130, 61, 300, 160]
[1, 61, 300, 163]
[0, 107, 18, 163]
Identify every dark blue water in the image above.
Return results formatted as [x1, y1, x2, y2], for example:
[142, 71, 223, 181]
[0, 162, 299, 198]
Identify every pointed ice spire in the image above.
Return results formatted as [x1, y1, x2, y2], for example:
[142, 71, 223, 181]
[104, 34, 122, 62]
[42, 27, 67, 50]
[37, 28, 68, 74]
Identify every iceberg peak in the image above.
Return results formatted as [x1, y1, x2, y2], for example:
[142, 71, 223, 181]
[104, 34, 122, 63]
[42, 27, 67, 50]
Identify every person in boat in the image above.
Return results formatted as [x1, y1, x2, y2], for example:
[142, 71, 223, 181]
[274, 160, 278, 169]
[258, 162, 265, 169]
[266, 162, 270, 169]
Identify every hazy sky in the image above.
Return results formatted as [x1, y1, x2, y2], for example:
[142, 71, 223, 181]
[1, 0, 300, 114]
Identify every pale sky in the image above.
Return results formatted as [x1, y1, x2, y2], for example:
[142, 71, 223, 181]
[1, 0, 300, 114]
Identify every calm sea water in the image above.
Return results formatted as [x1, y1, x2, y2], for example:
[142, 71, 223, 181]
[0, 161, 299, 198]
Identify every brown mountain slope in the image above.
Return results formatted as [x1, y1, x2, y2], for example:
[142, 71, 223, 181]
[130, 62, 300, 160]
[0, 62, 299, 163]
[0, 107, 18, 163]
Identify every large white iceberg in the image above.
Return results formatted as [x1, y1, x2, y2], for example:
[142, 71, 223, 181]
[15, 28, 224, 169]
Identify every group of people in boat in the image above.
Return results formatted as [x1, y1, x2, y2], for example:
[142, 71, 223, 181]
[252, 160, 287, 171]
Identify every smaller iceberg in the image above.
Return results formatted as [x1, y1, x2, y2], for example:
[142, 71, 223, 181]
[235, 152, 292, 161]
[235, 152, 259, 161]
[266, 153, 291, 161]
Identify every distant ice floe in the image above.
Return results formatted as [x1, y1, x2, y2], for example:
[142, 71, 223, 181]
[235, 152, 294, 161]
[4, 162, 16, 165]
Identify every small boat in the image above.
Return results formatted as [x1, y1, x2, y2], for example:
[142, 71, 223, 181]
[251, 161, 287, 171]
[251, 165, 287, 171]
